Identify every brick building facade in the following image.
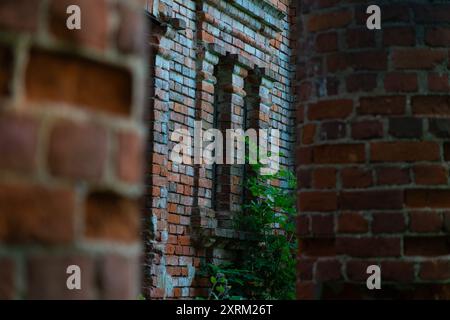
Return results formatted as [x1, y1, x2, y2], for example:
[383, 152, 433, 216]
[144, 0, 296, 298]
[0, 0, 449, 300]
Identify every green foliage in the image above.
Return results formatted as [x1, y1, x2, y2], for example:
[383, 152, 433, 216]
[204, 159, 298, 300]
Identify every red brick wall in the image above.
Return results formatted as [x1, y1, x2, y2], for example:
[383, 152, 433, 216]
[296, 1, 450, 299]
[143, 0, 296, 299]
[0, 0, 147, 299]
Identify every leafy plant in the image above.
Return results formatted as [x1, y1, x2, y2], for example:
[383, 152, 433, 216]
[202, 154, 297, 300]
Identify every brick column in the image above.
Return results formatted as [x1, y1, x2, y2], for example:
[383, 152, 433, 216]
[0, 0, 147, 299]
[296, 1, 450, 299]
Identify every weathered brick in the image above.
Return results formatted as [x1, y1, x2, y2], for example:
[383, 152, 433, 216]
[410, 212, 443, 233]
[406, 189, 450, 208]
[341, 168, 373, 189]
[0, 115, 38, 174]
[347, 74, 377, 92]
[0, 0, 41, 33]
[376, 167, 410, 185]
[392, 48, 446, 70]
[339, 190, 404, 210]
[312, 167, 336, 189]
[404, 237, 450, 256]
[358, 96, 405, 116]
[371, 142, 439, 162]
[307, 9, 352, 32]
[351, 121, 382, 140]
[307, 99, 353, 120]
[337, 212, 368, 233]
[117, 131, 144, 184]
[336, 237, 401, 257]
[49, 0, 108, 50]
[419, 261, 450, 281]
[299, 192, 337, 212]
[389, 118, 422, 139]
[27, 255, 95, 299]
[414, 165, 448, 185]
[384, 73, 418, 92]
[372, 212, 406, 233]
[311, 214, 334, 236]
[26, 49, 132, 116]
[85, 192, 139, 243]
[316, 260, 342, 281]
[48, 121, 107, 181]
[98, 255, 139, 299]
[319, 121, 346, 140]
[0, 184, 75, 244]
[412, 96, 450, 116]
[313, 144, 365, 164]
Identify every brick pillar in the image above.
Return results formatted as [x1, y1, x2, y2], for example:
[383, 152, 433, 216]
[296, 1, 450, 299]
[0, 0, 147, 299]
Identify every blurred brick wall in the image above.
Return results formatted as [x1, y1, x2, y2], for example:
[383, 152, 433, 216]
[296, 0, 450, 299]
[0, 0, 148, 299]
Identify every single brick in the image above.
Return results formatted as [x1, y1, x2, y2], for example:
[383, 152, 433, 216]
[404, 237, 450, 256]
[299, 192, 338, 212]
[371, 142, 439, 162]
[380, 261, 415, 283]
[429, 119, 450, 138]
[337, 212, 368, 233]
[311, 214, 335, 236]
[25, 48, 132, 116]
[313, 144, 365, 164]
[372, 212, 406, 233]
[412, 96, 450, 116]
[339, 190, 404, 210]
[341, 168, 373, 188]
[85, 192, 140, 243]
[319, 121, 346, 140]
[0, 115, 38, 174]
[414, 165, 448, 185]
[48, 121, 107, 181]
[0, 0, 41, 33]
[358, 96, 406, 115]
[376, 167, 410, 185]
[389, 118, 422, 139]
[49, 0, 108, 50]
[351, 120, 383, 140]
[312, 167, 336, 189]
[307, 99, 353, 120]
[307, 9, 352, 32]
[117, 131, 144, 184]
[392, 48, 446, 69]
[336, 237, 401, 257]
[98, 254, 139, 299]
[384, 73, 418, 92]
[406, 189, 450, 208]
[419, 261, 450, 281]
[0, 184, 75, 244]
[315, 32, 338, 53]
[27, 255, 95, 299]
[316, 260, 342, 281]
[346, 74, 377, 92]
[409, 211, 443, 233]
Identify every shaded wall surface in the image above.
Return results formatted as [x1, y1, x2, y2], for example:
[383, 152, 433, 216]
[295, 0, 450, 299]
[0, 0, 148, 299]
